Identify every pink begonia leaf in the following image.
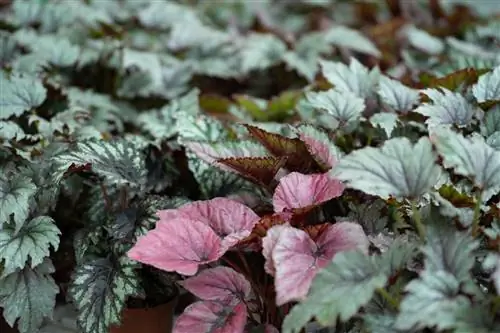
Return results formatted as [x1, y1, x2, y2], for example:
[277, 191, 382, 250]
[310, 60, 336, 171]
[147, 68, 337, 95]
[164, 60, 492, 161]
[128, 219, 222, 276]
[180, 267, 251, 301]
[261, 224, 290, 276]
[273, 172, 345, 212]
[313, 222, 370, 267]
[270, 222, 369, 305]
[299, 133, 337, 169]
[157, 198, 260, 254]
[174, 299, 247, 333]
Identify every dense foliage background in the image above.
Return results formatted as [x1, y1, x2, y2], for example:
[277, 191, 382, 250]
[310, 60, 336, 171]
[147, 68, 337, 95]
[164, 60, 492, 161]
[0, 0, 500, 332]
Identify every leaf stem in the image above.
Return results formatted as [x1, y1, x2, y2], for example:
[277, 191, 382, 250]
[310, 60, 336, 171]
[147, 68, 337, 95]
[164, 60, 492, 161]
[376, 287, 399, 310]
[411, 200, 425, 240]
[471, 190, 483, 237]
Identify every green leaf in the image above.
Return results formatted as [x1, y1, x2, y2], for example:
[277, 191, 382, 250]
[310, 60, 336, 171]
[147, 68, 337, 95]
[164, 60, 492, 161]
[0, 167, 37, 229]
[422, 217, 479, 282]
[0, 72, 47, 119]
[453, 304, 500, 333]
[394, 218, 479, 331]
[394, 270, 472, 331]
[342, 200, 387, 235]
[404, 25, 444, 55]
[30, 35, 80, 67]
[0, 216, 60, 277]
[363, 314, 408, 333]
[0, 121, 26, 142]
[305, 89, 365, 129]
[486, 131, 500, 150]
[379, 237, 419, 276]
[369, 113, 399, 138]
[186, 152, 265, 206]
[108, 195, 190, 241]
[472, 66, 500, 103]
[333, 137, 442, 200]
[282, 251, 388, 333]
[69, 256, 143, 333]
[0, 32, 17, 65]
[377, 75, 420, 113]
[239, 33, 287, 74]
[433, 127, 500, 201]
[325, 26, 381, 58]
[320, 58, 380, 99]
[53, 139, 148, 188]
[0, 259, 59, 333]
[480, 104, 500, 137]
[415, 88, 479, 129]
[282, 32, 327, 81]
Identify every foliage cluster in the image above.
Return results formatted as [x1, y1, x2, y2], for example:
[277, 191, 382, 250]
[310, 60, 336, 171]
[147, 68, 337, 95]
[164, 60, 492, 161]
[0, 0, 500, 333]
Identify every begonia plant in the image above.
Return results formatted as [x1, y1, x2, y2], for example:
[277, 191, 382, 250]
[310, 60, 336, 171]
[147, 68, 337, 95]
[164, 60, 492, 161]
[1, 0, 500, 333]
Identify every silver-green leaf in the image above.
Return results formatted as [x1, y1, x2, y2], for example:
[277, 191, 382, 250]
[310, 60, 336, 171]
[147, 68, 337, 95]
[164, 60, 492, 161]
[333, 137, 442, 200]
[53, 139, 147, 188]
[433, 127, 500, 201]
[0, 259, 59, 333]
[0, 72, 47, 119]
[0, 216, 60, 277]
[282, 251, 387, 333]
[473, 65, 500, 103]
[0, 168, 37, 229]
[69, 256, 143, 333]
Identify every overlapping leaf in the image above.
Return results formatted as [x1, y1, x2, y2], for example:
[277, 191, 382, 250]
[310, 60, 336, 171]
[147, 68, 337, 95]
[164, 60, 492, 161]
[333, 137, 442, 200]
[69, 256, 143, 333]
[53, 139, 147, 187]
[377, 75, 420, 113]
[0, 216, 60, 277]
[0, 167, 37, 230]
[415, 88, 479, 129]
[0, 259, 59, 333]
[432, 127, 500, 201]
[0, 72, 47, 119]
[305, 89, 365, 128]
[394, 219, 479, 331]
[320, 58, 380, 99]
[282, 251, 387, 333]
[473, 66, 500, 103]
[325, 26, 381, 58]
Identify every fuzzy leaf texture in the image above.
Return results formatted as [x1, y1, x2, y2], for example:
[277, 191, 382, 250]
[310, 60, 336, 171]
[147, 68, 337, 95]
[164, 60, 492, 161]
[0, 216, 60, 277]
[333, 137, 442, 200]
[69, 256, 143, 333]
[0, 259, 59, 333]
